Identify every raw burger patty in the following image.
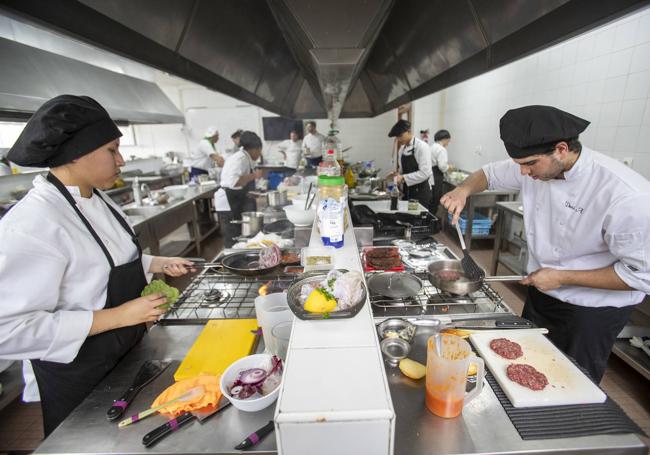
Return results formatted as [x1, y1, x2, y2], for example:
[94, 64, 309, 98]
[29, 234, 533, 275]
[368, 256, 401, 269]
[490, 338, 523, 359]
[506, 364, 549, 391]
[434, 270, 463, 281]
[366, 249, 399, 259]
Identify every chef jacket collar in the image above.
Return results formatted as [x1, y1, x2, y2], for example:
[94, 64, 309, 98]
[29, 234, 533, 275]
[562, 147, 591, 181]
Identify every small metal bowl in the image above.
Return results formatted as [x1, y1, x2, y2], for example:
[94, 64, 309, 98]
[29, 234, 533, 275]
[376, 318, 417, 344]
[380, 337, 411, 367]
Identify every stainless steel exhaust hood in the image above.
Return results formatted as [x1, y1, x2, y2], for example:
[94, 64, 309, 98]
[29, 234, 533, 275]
[1, 0, 647, 122]
[0, 36, 183, 123]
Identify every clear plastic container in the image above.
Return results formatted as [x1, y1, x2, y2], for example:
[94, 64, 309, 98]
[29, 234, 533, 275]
[300, 246, 335, 269]
[317, 149, 341, 176]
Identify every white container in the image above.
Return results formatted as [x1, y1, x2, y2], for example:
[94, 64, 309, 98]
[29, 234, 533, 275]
[220, 354, 282, 412]
[164, 184, 188, 200]
[254, 293, 293, 354]
[283, 205, 316, 226]
[300, 246, 335, 270]
[291, 194, 309, 207]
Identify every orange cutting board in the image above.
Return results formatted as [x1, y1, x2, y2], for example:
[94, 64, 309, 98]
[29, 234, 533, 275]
[174, 319, 259, 381]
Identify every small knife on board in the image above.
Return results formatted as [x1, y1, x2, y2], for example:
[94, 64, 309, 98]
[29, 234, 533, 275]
[453, 317, 533, 330]
[142, 397, 232, 448]
[106, 360, 171, 421]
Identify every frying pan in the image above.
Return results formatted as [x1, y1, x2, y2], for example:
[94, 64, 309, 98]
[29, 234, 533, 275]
[192, 252, 280, 276]
[427, 259, 523, 295]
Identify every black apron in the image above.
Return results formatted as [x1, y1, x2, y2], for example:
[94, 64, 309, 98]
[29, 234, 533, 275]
[32, 173, 147, 437]
[400, 140, 432, 208]
[431, 165, 445, 214]
[225, 151, 256, 222]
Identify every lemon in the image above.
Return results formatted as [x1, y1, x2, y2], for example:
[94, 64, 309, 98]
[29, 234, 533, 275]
[304, 289, 337, 313]
[399, 358, 426, 380]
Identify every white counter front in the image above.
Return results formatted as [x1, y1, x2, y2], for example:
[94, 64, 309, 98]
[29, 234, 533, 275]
[275, 213, 395, 455]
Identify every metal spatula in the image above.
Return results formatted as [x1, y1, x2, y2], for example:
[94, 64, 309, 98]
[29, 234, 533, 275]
[454, 222, 485, 281]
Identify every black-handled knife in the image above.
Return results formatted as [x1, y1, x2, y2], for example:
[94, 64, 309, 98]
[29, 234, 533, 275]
[106, 360, 170, 421]
[142, 412, 196, 448]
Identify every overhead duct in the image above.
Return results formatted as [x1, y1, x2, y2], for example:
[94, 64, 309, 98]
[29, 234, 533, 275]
[0, 37, 184, 123]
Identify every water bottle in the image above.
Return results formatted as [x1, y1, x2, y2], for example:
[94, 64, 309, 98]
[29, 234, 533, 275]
[317, 149, 341, 176]
[389, 182, 400, 211]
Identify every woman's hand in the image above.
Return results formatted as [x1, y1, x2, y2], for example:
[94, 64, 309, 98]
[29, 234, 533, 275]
[90, 294, 166, 335]
[150, 256, 195, 276]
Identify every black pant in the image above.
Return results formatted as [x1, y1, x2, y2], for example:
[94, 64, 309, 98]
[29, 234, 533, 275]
[522, 286, 634, 383]
[217, 211, 239, 248]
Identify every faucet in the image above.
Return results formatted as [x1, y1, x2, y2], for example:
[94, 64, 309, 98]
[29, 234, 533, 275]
[140, 183, 152, 204]
[132, 176, 142, 206]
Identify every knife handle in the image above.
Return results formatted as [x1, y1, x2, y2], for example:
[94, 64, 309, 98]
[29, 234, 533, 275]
[142, 412, 195, 447]
[107, 385, 140, 421]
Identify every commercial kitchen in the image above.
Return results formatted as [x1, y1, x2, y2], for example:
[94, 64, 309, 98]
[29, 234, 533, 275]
[0, 1, 649, 454]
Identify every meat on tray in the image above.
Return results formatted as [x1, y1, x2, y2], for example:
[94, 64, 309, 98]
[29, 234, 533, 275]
[506, 364, 549, 391]
[366, 248, 399, 259]
[366, 248, 401, 269]
[490, 338, 523, 360]
[433, 270, 463, 282]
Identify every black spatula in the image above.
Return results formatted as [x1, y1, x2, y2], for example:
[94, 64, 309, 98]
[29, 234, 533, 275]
[454, 222, 485, 281]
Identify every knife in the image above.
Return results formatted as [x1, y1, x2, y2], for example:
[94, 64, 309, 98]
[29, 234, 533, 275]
[142, 397, 232, 448]
[453, 318, 533, 330]
[106, 360, 171, 421]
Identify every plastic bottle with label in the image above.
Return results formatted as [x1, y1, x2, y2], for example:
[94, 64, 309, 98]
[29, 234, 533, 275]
[317, 149, 341, 176]
[317, 175, 347, 248]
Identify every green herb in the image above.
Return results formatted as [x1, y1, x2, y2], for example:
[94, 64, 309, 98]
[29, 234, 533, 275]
[316, 286, 336, 302]
[322, 312, 331, 319]
[327, 277, 336, 288]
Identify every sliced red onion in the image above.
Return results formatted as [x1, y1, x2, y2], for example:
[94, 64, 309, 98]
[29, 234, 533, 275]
[238, 368, 268, 385]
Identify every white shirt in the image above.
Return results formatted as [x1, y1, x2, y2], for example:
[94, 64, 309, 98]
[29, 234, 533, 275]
[302, 132, 326, 158]
[214, 149, 256, 211]
[397, 137, 433, 187]
[187, 138, 218, 171]
[482, 147, 650, 308]
[0, 175, 154, 399]
[278, 139, 302, 168]
[430, 142, 449, 173]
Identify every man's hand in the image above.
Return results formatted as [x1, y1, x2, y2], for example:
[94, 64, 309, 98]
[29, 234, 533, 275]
[440, 187, 469, 224]
[521, 268, 564, 291]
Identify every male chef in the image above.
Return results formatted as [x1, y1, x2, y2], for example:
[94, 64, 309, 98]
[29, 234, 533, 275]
[441, 105, 650, 382]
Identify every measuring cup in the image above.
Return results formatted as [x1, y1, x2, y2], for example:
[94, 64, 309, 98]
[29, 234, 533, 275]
[425, 333, 484, 418]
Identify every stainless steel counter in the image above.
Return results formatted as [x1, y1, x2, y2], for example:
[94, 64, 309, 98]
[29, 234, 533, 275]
[35, 325, 276, 455]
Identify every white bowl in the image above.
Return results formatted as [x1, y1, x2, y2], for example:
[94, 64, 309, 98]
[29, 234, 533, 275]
[220, 354, 281, 412]
[163, 184, 188, 200]
[283, 205, 316, 226]
[291, 194, 309, 207]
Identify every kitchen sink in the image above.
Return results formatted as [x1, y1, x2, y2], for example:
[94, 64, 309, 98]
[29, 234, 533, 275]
[123, 206, 165, 217]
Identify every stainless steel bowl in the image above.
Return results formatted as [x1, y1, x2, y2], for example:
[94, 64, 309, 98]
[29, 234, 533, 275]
[377, 318, 417, 344]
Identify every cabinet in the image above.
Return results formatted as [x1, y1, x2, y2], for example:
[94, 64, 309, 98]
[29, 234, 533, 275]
[491, 201, 527, 276]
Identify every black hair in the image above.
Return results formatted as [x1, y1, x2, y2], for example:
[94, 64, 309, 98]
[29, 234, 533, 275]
[231, 129, 243, 139]
[434, 129, 451, 141]
[545, 138, 582, 154]
[239, 131, 262, 150]
[306, 121, 316, 128]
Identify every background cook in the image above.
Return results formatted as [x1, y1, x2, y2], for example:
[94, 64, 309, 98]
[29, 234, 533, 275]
[0, 95, 193, 436]
[441, 105, 650, 382]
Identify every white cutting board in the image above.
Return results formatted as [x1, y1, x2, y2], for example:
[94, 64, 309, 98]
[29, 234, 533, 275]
[470, 329, 606, 407]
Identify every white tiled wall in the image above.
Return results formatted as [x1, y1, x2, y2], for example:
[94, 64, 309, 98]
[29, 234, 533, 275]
[413, 6, 650, 179]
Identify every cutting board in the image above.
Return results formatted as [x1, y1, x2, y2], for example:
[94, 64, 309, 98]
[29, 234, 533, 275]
[470, 329, 606, 408]
[174, 319, 258, 381]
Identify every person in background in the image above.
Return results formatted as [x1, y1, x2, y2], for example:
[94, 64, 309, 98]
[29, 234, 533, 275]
[0, 95, 193, 436]
[420, 129, 430, 144]
[302, 121, 325, 168]
[430, 129, 451, 216]
[278, 130, 302, 169]
[441, 105, 650, 382]
[224, 129, 243, 160]
[386, 119, 433, 209]
[186, 126, 224, 180]
[214, 131, 263, 247]
[0, 149, 11, 176]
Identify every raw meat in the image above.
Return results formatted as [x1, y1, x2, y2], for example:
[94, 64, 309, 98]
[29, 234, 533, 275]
[366, 248, 401, 269]
[506, 364, 549, 391]
[434, 270, 463, 282]
[490, 338, 523, 360]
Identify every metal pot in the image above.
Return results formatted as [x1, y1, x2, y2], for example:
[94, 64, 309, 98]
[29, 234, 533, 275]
[267, 190, 288, 207]
[230, 211, 264, 237]
[427, 259, 523, 295]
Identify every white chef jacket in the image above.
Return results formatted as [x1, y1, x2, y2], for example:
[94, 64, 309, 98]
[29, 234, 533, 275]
[0, 175, 154, 399]
[187, 138, 218, 171]
[302, 132, 325, 158]
[482, 147, 650, 308]
[397, 137, 433, 187]
[214, 149, 256, 211]
[278, 139, 302, 169]
[431, 142, 449, 173]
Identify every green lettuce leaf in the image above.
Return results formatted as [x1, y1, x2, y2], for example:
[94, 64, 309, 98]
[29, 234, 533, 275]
[141, 279, 180, 310]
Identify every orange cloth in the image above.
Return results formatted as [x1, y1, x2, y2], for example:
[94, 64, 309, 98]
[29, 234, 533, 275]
[152, 375, 222, 418]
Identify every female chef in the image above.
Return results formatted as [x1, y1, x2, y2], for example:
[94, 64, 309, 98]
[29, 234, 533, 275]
[214, 131, 263, 247]
[0, 95, 193, 436]
[386, 119, 433, 208]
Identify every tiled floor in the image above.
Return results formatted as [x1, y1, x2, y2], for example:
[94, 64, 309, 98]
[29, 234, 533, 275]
[1, 229, 648, 453]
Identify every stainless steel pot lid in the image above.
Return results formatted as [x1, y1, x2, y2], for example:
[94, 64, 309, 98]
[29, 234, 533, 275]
[367, 272, 423, 299]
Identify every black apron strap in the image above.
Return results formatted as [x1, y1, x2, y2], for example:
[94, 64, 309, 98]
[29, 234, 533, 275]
[46, 173, 115, 268]
[93, 189, 142, 254]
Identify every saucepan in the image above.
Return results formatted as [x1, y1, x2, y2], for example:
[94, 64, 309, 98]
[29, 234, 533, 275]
[427, 259, 524, 295]
[230, 211, 264, 237]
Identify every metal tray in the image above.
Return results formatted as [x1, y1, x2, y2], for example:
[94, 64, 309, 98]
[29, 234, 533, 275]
[286, 271, 367, 320]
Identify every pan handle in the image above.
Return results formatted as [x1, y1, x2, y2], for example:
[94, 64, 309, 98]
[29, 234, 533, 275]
[483, 275, 525, 282]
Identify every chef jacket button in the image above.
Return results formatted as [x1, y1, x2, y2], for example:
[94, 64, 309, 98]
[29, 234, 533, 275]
[559, 221, 564, 226]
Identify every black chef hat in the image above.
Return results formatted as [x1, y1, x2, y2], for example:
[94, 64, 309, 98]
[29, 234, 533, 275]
[240, 131, 262, 150]
[7, 95, 121, 168]
[499, 105, 589, 158]
[388, 119, 411, 138]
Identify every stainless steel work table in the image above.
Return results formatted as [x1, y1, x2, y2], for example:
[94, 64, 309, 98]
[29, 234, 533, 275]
[35, 322, 647, 455]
